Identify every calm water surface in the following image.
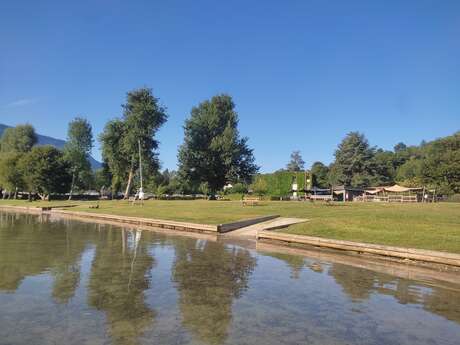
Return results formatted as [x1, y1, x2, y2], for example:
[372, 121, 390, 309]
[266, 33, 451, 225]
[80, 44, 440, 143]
[1, 212, 459, 345]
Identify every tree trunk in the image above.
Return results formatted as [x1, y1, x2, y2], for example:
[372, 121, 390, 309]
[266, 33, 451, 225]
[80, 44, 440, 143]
[124, 169, 134, 199]
[68, 171, 76, 200]
[14, 187, 18, 199]
[124, 159, 135, 199]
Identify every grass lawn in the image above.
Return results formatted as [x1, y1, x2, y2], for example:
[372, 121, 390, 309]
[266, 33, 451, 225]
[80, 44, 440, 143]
[1, 199, 460, 253]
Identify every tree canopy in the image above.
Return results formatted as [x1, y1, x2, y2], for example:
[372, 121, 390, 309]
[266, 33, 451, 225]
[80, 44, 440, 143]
[419, 132, 460, 194]
[0, 152, 25, 197]
[1, 89, 459, 198]
[329, 132, 376, 187]
[99, 87, 168, 197]
[121, 88, 167, 171]
[178, 94, 258, 194]
[19, 146, 72, 200]
[307, 131, 460, 194]
[64, 117, 94, 198]
[311, 161, 329, 188]
[0, 124, 37, 153]
[100, 119, 128, 195]
[286, 150, 305, 172]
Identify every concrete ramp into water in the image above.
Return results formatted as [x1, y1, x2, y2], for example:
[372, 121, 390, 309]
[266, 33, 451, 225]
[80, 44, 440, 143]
[223, 217, 308, 239]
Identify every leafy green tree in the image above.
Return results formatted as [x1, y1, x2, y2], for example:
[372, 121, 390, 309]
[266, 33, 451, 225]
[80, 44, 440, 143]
[392, 132, 460, 193]
[120, 88, 168, 198]
[394, 142, 407, 152]
[178, 94, 258, 195]
[370, 149, 396, 185]
[286, 150, 305, 172]
[156, 184, 170, 196]
[100, 88, 167, 198]
[93, 164, 113, 193]
[167, 172, 184, 194]
[331, 132, 376, 187]
[393, 144, 421, 169]
[159, 169, 173, 186]
[198, 182, 210, 196]
[100, 119, 128, 197]
[395, 158, 424, 187]
[63, 117, 93, 199]
[0, 152, 25, 199]
[19, 146, 72, 200]
[0, 124, 37, 153]
[310, 161, 329, 188]
[250, 176, 268, 196]
[152, 170, 183, 196]
[326, 163, 341, 187]
[420, 132, 460, 194]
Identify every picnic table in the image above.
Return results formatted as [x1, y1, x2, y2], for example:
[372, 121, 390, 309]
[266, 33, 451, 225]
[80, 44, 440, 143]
[242, 196, 261, 206]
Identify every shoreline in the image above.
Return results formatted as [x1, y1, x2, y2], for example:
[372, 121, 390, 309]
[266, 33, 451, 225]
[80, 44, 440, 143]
[1, 205, 460, 271]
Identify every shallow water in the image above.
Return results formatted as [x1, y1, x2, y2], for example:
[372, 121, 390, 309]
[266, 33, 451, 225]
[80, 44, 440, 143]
[0, 212, 459, 345]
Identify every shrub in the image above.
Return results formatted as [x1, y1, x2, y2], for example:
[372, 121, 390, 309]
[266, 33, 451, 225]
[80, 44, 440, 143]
[224, 182, 248, 195]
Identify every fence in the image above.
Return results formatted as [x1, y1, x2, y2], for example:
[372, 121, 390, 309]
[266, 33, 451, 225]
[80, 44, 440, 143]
[354, 194, 418, 203]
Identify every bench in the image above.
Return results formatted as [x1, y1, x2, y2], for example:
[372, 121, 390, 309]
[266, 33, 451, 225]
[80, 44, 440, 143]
[242, 196, 261, 206]
[308, 195, 333, 202]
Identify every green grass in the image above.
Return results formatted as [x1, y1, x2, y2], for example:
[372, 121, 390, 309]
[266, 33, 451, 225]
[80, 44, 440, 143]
[1, 199, 460, 253]
[0, 199, 80, 208]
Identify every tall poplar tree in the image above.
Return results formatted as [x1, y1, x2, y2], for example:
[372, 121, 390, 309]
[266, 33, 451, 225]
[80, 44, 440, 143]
[100, 119, 128, 197]
[63, 117, 93, 199]
[100, 88, 167, 198]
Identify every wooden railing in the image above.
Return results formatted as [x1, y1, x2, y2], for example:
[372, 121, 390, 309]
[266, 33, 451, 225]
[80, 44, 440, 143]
[354, 194, 418, 203]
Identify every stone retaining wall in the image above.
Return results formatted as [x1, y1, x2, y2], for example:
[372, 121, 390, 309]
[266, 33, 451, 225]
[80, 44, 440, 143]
[257, 231, 460, 267]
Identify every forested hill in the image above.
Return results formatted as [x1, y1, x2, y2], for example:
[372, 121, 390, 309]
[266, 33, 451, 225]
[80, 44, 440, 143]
[0, 123, 102, 169]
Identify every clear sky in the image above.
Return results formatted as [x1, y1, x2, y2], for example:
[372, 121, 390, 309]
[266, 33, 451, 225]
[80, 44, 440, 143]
[1, 0, 459, 172]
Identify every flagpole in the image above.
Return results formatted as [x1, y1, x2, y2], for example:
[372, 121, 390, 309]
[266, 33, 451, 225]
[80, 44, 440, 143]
[138, 139, 143, 192]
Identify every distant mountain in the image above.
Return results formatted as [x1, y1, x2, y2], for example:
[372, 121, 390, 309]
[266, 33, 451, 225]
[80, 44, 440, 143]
[0, 123, 102, 169]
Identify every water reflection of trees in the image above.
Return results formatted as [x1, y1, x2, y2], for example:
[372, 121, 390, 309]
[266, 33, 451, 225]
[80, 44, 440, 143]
[264, 252, 306, 279]
[87, 228, 155, 345]
[0, 213, 89, 302]
[2, 211, 459, 341]
[172, 239, 256, 345]
[329, 263, 460, 324]
[0, 214, 158, 345]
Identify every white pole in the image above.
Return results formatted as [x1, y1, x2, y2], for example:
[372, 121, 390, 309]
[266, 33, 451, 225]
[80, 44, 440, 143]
[138, 139, 143, 192]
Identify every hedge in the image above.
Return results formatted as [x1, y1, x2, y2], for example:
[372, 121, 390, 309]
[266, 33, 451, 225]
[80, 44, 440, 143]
[253, 171, 310, 197]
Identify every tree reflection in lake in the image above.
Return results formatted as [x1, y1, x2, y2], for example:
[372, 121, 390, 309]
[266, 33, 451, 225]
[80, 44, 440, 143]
[1, 212, 460, 345]
[262, 252, 305, 279]
[328, 262, 460, 324]
[87, 227, 155, 345]
[0, 212, 89, 300]
[172, 239, 256, 345]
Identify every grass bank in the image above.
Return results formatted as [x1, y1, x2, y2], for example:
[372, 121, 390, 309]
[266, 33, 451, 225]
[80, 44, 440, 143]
[1, 199, 459, 253]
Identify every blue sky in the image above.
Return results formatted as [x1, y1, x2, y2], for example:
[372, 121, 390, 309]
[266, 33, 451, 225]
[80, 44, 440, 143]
[1, 0, 459, 172]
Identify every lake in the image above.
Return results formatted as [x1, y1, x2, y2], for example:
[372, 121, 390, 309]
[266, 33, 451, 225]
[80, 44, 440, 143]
[0, 211, 459, 345]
